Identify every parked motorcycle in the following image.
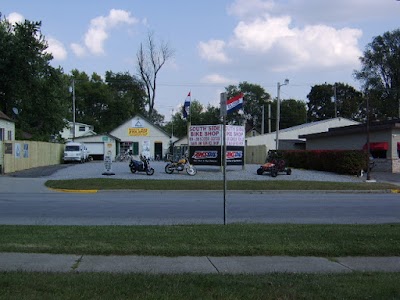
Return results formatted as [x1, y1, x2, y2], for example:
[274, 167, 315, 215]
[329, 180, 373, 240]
[165, 156, 197, 176]
[129, 155, 155, 175]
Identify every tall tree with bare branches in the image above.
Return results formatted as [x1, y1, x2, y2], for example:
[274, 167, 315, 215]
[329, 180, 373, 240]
[137, 31, 174, 119]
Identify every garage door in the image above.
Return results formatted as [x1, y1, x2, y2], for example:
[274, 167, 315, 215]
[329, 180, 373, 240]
[86, 142, 104, 155]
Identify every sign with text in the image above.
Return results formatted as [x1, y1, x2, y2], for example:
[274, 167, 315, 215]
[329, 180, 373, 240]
[226, 125, 245, 146]
[128, 128, 149, 136]
[189, 146, 244, 166]
[189, 125, 222, 146]
[189, 125, 244, 146]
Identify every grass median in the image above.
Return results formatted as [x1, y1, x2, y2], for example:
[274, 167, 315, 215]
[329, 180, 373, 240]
[1, 272, 400, 299]
[1, 224, 399, 256]
[44, 178, 398, 191]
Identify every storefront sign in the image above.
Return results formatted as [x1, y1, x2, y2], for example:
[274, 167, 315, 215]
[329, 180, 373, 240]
[128, 128, 149, 136]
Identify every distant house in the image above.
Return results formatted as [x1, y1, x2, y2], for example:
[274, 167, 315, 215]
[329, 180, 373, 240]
[300, 119, 400, 173]
[0, 111, 16, 173]
[59, 120, 96, 141]
[246, 117, 360, 150]
[0, 111, 15, 142]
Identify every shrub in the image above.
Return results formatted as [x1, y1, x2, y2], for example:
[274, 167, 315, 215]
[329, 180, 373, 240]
[276, 150, 368, 175]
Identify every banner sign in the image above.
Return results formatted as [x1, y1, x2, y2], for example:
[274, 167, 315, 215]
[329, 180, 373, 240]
[226, 125, 245, 146]
[189, 125, 222, 146]
[128, 128, 149, 136]
[189, 125, 244, 146]
[189, 146, 244, 166]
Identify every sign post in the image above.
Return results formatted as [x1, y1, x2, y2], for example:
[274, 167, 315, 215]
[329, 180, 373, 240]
[220, 92, 227, 225]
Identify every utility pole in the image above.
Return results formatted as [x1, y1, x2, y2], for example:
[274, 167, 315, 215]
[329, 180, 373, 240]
[70, 79, 76, 141]
[333, 83, 337, 118]
[275, 79, 289, 150]
[261, 104, 265, 134]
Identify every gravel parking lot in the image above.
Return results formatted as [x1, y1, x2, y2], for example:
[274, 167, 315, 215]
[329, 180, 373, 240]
[8, 160, 366, 183]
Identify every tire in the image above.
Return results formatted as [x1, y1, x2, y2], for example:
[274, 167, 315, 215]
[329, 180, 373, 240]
[146, 168, 155, 176]
[165, 163, 174, 174]
[130, 166, 137, 173]
[186, 166, 197, 176]
[286, 168, 292, 175]
[257, 167, 264, 175]
[271, 169, 278, 177]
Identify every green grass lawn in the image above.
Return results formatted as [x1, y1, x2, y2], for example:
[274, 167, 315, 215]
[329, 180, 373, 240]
[1, 224, 399, 256]
[1, 272, 400, 299]
[45, 178, 398, 191]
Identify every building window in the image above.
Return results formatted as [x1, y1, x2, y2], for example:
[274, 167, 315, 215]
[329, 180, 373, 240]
[79, 126, 85, 132]
[7, 130, 12, 140]
[0, 128, 4, 141]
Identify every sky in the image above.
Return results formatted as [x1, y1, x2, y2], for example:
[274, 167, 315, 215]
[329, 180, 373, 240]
[2, 0, 400, 121]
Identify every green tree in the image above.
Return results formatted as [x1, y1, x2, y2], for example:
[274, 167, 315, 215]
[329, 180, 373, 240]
[225, 81, 271, 128]
[354, 29, 400, 120]
[70, 70, 110, 134]
[105, 71, 147, 132]
[307, 83, 363, 122]
[280, 99, 307, 129]
[307, 83, 335, 121]
[0, 15, 69, 140]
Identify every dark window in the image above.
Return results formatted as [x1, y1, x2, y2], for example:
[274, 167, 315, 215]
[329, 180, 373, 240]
[132, 142, 139, 155]
[79, 126, 85, 132]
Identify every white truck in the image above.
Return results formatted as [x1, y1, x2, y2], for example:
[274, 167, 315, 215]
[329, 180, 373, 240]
[63, 142, 85, 163]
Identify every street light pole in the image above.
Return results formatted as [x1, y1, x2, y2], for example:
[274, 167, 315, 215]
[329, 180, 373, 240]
[275, 79, 289, 150]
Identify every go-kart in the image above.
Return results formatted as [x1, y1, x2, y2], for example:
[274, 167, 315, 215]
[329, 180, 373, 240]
[257, 158, 292, 177]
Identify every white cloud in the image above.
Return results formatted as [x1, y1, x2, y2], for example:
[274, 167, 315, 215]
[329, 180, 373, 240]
[198, 40, 230, 63]
[200, 0, 364, 73]
[230, 14, 362, 71]
[46, 38, 67, 60]
[73, 9, 138, 57]
[7, 12, 24, 24]
[201, 74, 236, 84]
[70, 43, 86, 57]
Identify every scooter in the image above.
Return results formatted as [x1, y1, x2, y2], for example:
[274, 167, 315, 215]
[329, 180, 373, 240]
[165, 156, 197, 176]
[129, 155, 155, 175]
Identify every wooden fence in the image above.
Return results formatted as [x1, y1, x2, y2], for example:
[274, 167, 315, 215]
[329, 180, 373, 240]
[0, 140, 64, 174]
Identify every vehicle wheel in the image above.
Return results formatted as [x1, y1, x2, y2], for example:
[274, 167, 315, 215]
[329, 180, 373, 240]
[165, 164, 174, 174]
[146, 168, 155, 176]
[130, 167, 137, 173]
[271, 169, 278, 177]
[186, 166, 197, 176]
[257, 167, 264, 175]
[286, 168, 292, 175]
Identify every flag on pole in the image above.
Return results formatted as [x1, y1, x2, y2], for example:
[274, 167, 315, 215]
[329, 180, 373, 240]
[227, 93, 244, 114]
[182, 92, 191, 119]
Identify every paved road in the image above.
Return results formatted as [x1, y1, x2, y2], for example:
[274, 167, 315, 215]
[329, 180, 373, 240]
[1, 190, 399, 225]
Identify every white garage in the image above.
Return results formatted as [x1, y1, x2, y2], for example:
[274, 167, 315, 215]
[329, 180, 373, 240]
[74, 134, 120, 160]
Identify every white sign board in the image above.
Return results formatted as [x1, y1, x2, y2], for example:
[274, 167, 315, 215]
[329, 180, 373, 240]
[226, 125, 245, 146]
[189, 125, 245, 146]
[189, 125, 222, 146]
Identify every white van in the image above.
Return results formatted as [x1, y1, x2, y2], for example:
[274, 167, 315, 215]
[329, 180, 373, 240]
[63, 142, 85, 163]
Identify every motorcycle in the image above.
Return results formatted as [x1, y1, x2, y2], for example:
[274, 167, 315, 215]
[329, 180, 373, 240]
[165, 156, 197, 176]
[129, 155, 155, 175]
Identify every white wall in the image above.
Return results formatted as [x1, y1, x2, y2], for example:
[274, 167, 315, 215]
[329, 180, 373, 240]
[246, 118, 360, 149]
[110, 115, 172, 159]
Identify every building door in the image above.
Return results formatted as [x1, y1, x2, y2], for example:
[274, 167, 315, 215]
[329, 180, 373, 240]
[154, 142, 162, 160]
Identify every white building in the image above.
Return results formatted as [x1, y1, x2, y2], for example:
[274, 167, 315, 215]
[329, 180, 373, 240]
[109, 114, 173, 160]
[59, 120, 96, 141]
[246, 117, 360, 150]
